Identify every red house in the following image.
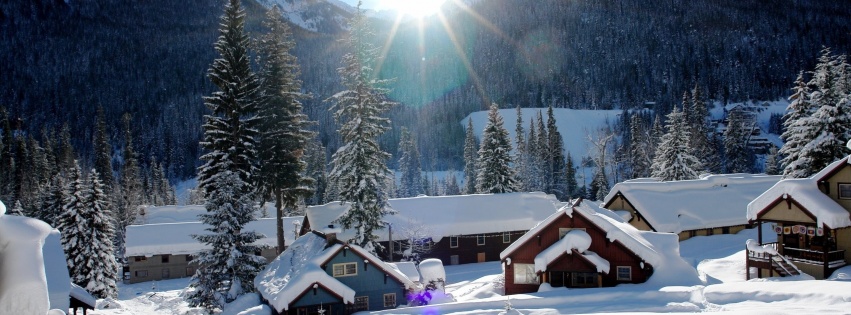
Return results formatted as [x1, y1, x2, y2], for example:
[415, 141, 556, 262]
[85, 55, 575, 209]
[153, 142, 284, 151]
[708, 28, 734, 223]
[500, 200, 684, 295]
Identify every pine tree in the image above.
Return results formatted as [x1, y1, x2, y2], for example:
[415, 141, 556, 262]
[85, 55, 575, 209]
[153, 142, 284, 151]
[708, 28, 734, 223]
[780, 71, 817, 178]
[546, 105, 567, 199]
[326, 4, 396, 252]
[256, 5, 315, 253]
[83, 169, 118, 298]
[513, 106, 528, 191]
[94, 106, 115, 190]
[628, 113, 650, 178]
[764, 146, 780, 175]
[304, 139, 327, 205]
[198, 0, 261, 196]
[187, 170, 266, 313]
[565, 152, 578, 198]
[525, 118, 543, 192]
[689, 85, 713, 172]
[463, 118, 478, 194]
[57, 124, 75, 174]
[723, 109, 755, 173]
[56, 161, 90, 289]
[534, 111, 549, 191]
[651, 108, 703, 181]
[798, 93, 851, 173]
[116, 113, 142, 255]
[476, 104, 518, 194]
[444, 171, 461, 196]
[9, 200, 24, 216]
[397, 128, 421, 197]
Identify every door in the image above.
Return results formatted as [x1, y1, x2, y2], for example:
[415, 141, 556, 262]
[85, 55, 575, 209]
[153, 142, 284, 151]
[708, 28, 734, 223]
[549, 271, 567, 287]
[477, 252, 486, 263]
[450, 255, 459, 265]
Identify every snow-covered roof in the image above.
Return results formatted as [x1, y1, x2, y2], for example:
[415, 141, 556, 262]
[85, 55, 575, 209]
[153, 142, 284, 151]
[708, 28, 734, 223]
[389, 262, 420, 282]
[602, 174, 782, 233]
[306, 192, 562, 242]
[501, 201, 700, 286]
[70, 283, 96, 308]
[254, 232, 414, 312]
[124, 216, 304, 257]
[534, 229, 609, 273]
[747, 157, 851, 229]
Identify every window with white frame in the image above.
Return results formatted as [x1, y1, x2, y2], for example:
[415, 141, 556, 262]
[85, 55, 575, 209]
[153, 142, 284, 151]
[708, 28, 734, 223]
[616, 266, 631, 281]
[477, 234, 486, 246]
[354, 296, 369, 311]
[332, 262, 358, 277]
[503, 232, 511, 243]
[383, 293, 396, 308]
[839, 183, 851, 199]
[513, 263, 539, 284]
[450, 236, 459, 248]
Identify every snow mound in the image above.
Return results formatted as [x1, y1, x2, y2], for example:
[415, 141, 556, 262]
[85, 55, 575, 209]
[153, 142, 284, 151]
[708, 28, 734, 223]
[0, 211, 53, 315]
[43, 229, 71, 311]
[70, 283, 97, 308]
[828, 265, 851, 281]
[534, 230, 598, 273]
[221, 293, 270, 315]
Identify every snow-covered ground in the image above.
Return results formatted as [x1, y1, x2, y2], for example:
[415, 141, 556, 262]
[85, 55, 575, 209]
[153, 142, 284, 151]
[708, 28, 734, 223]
[91, 223, 851, 315]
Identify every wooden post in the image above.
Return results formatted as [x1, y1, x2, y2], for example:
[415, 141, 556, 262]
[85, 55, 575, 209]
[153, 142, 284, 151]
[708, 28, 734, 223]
[757, 220, 762, 245]
[824, 227, 830, 279]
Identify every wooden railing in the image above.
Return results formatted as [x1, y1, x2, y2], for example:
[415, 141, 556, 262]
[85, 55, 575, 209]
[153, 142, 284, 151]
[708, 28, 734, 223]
[783, 247, 846, 264]
[746, 242, 777, 261]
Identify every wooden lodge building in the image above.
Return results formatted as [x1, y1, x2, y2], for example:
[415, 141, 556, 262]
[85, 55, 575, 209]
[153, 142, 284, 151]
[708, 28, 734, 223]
[499, 200, 687, 295]
[746, 156, 851, 279]
[602, 174, 781, 241]
[123, 216, 304, 284]
[302, 192, 564, 265]
[255, 229, 416, 315]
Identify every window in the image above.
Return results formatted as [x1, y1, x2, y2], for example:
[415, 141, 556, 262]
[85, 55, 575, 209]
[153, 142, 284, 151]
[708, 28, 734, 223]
[161, 255, 170, 263]
[513, 263, 539, 285]
[477, 234, 485, 246]
[347, 296, 368, 312]
[332, 262, 358, 277]
[571, 272, 597, 287]
[186, 254, 193, 262]
[617, 266, 632, 281]
[503, 232, 511, 243]
[135, 270, 148, 277]
[162, 268, 170, 279]
[839, 183, 851, 199]
[558, 228, 586, 238]
[383, 293, 396, 308]
[449, 236, 459, 248]
[722, 226, 730, 234]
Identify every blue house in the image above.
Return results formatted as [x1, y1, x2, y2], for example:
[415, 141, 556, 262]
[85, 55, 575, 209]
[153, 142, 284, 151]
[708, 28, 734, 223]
[255, 229, 416, 315]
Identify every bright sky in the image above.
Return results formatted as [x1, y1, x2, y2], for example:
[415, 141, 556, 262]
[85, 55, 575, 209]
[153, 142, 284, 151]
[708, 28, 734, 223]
[340, 0, 448, 17]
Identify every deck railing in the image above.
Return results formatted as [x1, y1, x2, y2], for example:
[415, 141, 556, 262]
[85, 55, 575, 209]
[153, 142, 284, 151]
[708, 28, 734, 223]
[747, 242, 845, 265]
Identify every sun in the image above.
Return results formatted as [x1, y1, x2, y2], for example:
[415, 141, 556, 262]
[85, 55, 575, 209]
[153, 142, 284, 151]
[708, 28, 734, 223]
[380, 0, 447, 18]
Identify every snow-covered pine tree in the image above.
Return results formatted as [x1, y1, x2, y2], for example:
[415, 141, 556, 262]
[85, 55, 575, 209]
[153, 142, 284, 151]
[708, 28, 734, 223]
[444, 171, 461, 196]
[546, 105, 567, 199]
[780, 71, 817, 178]
[198, 0, 260, 197]
[513, 106, 528, 191]
[524, 119, 542, 192]
[689, 85, 714, 172]
[56, 161, 90, 288]
[8, 200, 23, 216]
[326, 4, 396, 253]
[187, 169, 266, 313]
[628, 113, 650, 178]
[397, 127, 422, 197]
[650, 107, 703, 181]
[764, 146, 780, 175]
[565, 152, 578, 198]
[463, 118, 478, 194]
[797, 91, 851, 174]
[256, 4, 315, 253]
[534, 111, 549, 192]
[116, 113, 142, 255]
[83, 169, 118, 298]
[476, 104, 518, 194]
[304, 139, 327, 205]
[93, 106, 114, 190]
[39, 174, 66, 226]
[723, 109, 755, 173]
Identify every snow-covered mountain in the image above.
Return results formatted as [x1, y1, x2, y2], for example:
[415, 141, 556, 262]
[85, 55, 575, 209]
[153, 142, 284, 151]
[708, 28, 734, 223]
[255, 0, 353, 33]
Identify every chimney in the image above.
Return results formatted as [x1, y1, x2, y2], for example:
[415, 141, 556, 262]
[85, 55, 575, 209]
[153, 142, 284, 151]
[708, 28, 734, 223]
[322, 224, 341, 246]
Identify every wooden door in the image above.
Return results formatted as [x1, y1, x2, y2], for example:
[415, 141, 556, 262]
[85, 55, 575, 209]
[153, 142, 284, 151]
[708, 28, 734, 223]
[477, 252, 486, 263]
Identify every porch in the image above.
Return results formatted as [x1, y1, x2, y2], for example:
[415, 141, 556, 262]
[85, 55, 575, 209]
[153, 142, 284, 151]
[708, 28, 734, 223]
[746, 221, 847, 279]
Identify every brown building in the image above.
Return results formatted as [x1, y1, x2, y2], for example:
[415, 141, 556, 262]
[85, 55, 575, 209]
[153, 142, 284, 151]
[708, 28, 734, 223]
[499, 200, 686, 295]
[123, 216, 304, 284]
[746, 156, 851, 279]
[303, 192, 564, 265]
[602, 174, 780, 241]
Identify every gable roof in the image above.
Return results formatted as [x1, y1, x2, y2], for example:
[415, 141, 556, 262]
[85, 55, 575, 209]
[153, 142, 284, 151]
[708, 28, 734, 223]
[124, 216, 304, 257]
[254, 232, 414, 313]
[500, 201, 700, 286]
[748, 157, 851, 229]
[602, 174, 782, 233]
[306, 192, 563, 242]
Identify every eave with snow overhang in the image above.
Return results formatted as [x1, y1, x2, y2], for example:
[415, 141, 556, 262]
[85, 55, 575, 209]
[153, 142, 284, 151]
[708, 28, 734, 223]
[304, 192, 564, 265]
[499, 200, 698, 295]
[123, 216, 304, 284]
[746, 156, 851, 280]
[603, 174, 781, 240]
[255, 231, 415, 314]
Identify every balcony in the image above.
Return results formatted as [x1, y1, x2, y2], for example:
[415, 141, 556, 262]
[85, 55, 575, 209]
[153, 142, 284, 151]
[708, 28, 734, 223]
[747, 242, 847, 269]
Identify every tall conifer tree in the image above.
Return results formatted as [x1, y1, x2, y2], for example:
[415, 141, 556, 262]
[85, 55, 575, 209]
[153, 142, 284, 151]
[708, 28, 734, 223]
[476, 104, 517, 193]
[463, 118, 478, 194]
[651, 107, 703, 181]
